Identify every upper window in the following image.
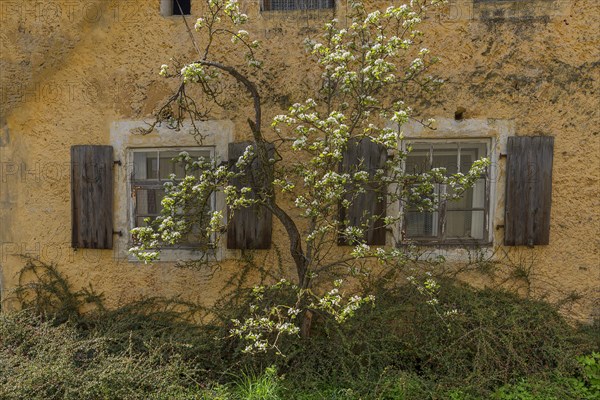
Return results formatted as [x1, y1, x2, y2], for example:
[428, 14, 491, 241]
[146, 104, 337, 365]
[161, 0, 191, 16]
[130, 148, 214, 249]
[403, 140, 490, 245]
[261, 0, 334, 11]
[173, 0, 191, 15]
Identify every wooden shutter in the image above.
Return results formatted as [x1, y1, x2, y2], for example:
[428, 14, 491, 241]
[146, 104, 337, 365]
[339, 138, 388, 246]
[504, 136, 554, 246]
[227, 142, 273, 250]
[71, 145, 113, 249]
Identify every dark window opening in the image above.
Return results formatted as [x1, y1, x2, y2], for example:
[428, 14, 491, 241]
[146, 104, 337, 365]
[173, 0, 191, 15]
[262, 0, 334, 11]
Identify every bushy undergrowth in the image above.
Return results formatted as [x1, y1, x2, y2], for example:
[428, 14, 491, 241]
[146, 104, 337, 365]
[277, 280, 598, 398]
[1, 260, 597, 399]
[0, 313, 207, 399]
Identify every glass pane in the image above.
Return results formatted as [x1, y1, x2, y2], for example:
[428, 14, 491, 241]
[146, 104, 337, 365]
[133, 152, 158, 180]
[447, 186, 470, 210]
[135, 188, 164, 215]
[159, 150, 211, 180]
[405, 144, 430, 174]
[472, 178, 486, 209]
[446, 210, 470, 237]
[445, 210, 485, 239]
[470, 210, 485, 240]
[446, 178, 486, 211]
[432, 144, 459, 174]
[460, 143, 487, 173]
[159, 151, 178, 180]
[405, 211, 437, 237]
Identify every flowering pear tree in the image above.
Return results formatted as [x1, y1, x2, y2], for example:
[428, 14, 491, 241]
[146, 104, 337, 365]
[130, 0, 488, 352]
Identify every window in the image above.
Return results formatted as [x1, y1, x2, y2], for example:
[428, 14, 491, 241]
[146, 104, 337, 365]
[261, 0, 334, 11]
[403, 140, 490, 244]
[160, 0, 191, 16]
[130, 148, 214, 249]
[111, 120, 234, 262]
[173, 0, 191, 15]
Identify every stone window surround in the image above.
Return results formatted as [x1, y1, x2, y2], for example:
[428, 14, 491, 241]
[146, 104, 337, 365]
[391, 117, 514, 260]
[110, 120, 234, 262]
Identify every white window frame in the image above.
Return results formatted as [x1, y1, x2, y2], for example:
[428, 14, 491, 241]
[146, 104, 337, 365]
[401, 138, 491, 245]
[110, 120, 234, 263]
[129, 147, 216, 251]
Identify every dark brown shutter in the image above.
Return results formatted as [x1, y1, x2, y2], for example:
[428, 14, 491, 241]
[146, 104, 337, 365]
[227, 142, 273, 250]
[71, 145, 114, 249]
[504, 136, 554, 246]
[339, 138, 388, 246]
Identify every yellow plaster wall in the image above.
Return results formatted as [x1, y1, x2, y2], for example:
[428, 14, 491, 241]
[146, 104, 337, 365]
[0, 0, 598, 321]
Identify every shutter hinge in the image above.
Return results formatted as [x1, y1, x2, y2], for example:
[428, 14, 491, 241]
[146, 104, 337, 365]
[113, 230, 123, 237]
[499, 153, 507, 159]
[114, 160, 122, 166]
[496, 224, 505, 230]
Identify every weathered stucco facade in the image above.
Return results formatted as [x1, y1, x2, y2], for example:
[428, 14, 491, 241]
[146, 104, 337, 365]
[1, 0, 598, 321]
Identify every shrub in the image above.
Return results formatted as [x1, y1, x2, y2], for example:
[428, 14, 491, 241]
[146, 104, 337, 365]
[0, 312, 206, 400]
[280, 279, 597, 397]
[4, 260, 598, 399]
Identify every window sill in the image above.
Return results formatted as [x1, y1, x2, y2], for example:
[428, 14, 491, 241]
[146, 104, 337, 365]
[399, 240, 493, 249]
[126, 247, 218, 263]
[397, 240, 495, 263]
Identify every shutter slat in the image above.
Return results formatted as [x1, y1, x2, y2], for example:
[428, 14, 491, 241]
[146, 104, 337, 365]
[227, 142, 273, 250]
[504, 136, 554, 246]
[71, 145, 113, 249]
[339, 138, 387, 246]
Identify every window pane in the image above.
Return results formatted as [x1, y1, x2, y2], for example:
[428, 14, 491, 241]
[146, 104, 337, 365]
[460, 143, 487, 173]
[472, 178, 486, 209]
[446, 210, 470, 237]
[405, 147, 429, 174]
[432, 144, 459, 174]
[406, 211, 438, 237]
[445, 210, 485, 239]
[447, 185, 471, 210]
[446, 178, 485, 210]
[172, 0, 191, 15]
[159, 150, 211, 180]
[159, 151, 178, 180]
[470, 210, 485, 240]
[133, 152, 158, 180]
[135, 188, 164, 215]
